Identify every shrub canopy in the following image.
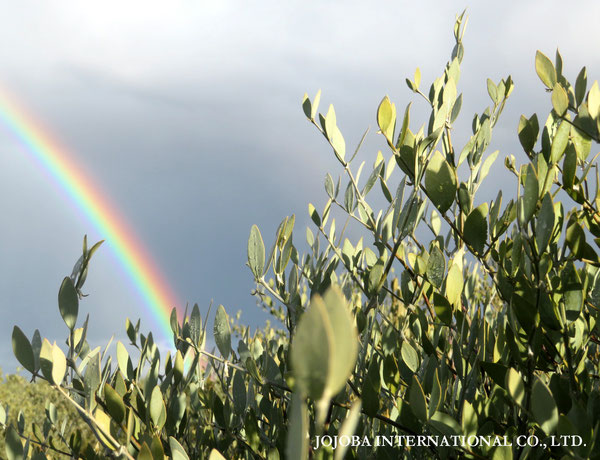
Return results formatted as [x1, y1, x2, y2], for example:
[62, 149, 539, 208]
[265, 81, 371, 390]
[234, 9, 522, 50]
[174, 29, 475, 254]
[3, 11, 600, 460]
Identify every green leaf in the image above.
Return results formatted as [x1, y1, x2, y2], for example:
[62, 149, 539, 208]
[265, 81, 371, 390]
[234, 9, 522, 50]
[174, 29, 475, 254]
[325, 105, 346, 161]
[311, 90, 321, 120]
[428, 368, 442, 418]
[214, 305, 232, 359]
[290, 287, 358, 402]
[445, 263, 463, 307]
[208, 449, 227, 460]
[550, 120, 570, 164]
[535, 193, 555, 254]
[51, 343, 66, 385]
[414, 68, 421, 88]
[518, 164, 539, 226]
[425, 150, 457, 213]
[377, 96, 396, 142]
[344, 181, 355, 212]
[487, 78, 498, 103]
[479, 150, 499, 183]
[58, 276, 79, 330]
[463, 203, 488, 254]
[535, 51, 556, 89]
[531, 378, 558, 434]
[12, 326, 35, 374]
[429, 411, 461, 436]
[491, 445, 513, 460]
[286, 393, 309, 460]
[0, 403, 5, 427]
[426, 246, 445, 289]
[506, 368, 525, 406]
[301, 93, 311, 119]
[433, 293, 453, 325]
[189, 303, 202, 347]
[324, 173, 335, 198]
[39, 338, 53, 382]
[308, 203, 321, 227]
[367, 259, 385, 296]
[138, 443, 154, 460]
[169, 437, 190, 460]
[562, 143, 577, 191]
[575, 67, 587, 106]
[517, 114, 539, 154]
[588, 80, 600, 119]
[551, 84, 569, 116]
[247, 225, 265, 279]
[116, 341, 134, 380]
[150, 386, 167, 430]
[401, 342, 419, 373]
[232, 370, 247, 416]
[408, 375, 428, 422]
[571, 125, 591, 161]
[334, 402, 361, 460]
[5, 425, 23, 460]
[104, 383, 125, 424]
[362, 360, 380, 417]
[562, 262, 583, 321]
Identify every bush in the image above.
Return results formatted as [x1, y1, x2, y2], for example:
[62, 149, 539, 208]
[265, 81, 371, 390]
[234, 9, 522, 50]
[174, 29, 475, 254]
[0, 372, 93, 458]
[3, 11, 600, 459]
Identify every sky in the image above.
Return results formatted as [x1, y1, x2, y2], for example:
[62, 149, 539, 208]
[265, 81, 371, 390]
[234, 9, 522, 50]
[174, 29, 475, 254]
[0, 1, 599, 372]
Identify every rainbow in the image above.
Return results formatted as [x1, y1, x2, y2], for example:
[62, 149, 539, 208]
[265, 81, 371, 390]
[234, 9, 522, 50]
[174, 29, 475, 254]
[0, 88, 182, 343]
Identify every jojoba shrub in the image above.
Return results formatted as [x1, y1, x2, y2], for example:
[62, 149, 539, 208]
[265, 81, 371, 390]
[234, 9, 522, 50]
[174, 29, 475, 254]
[3, 11, 600, 460]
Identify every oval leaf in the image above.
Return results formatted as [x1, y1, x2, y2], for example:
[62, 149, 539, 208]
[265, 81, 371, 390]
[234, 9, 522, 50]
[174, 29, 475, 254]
[531, 378, 558, 434]
[169, 437, 190, 460]
[425, 151, 457, 214]
[213, 305, 232, 359]
[12, 326, 35, 374]
[58, 276, 79, 330]
[535, 51, 556, 89]
[247, 225, 265, 279]
[51, 343, 67, 385]
[463, 203, 488, 255]
[104, 383, 126, 424]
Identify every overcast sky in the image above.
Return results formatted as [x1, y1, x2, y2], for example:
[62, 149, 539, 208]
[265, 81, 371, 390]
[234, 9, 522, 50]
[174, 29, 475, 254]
[0, 1, 599, 372]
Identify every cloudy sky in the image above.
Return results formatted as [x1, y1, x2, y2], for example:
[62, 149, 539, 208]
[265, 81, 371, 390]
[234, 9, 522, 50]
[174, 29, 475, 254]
[0, 1, 598, 372]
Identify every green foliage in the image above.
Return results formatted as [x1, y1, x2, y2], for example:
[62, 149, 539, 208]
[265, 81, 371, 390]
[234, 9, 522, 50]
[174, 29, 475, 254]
[4, 11, 600, 459]
[0, 371, 93, 458]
